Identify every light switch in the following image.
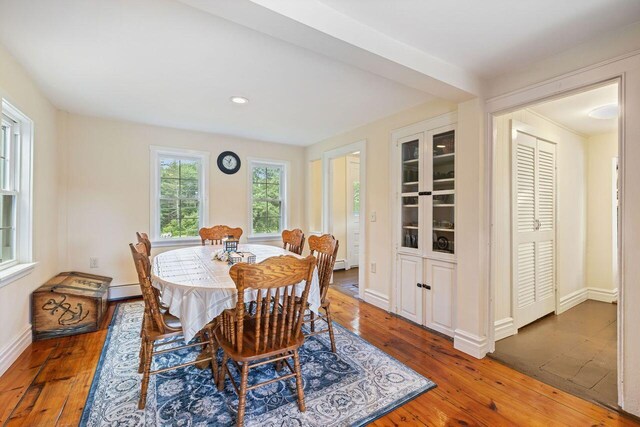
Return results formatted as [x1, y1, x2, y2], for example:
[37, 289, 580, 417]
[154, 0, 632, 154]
[370, 211, 376, 222]
[371, 262, 376, 273]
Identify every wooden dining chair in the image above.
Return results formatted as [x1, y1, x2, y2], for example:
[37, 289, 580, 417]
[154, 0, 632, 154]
[136, 232, 152, 257]
[215, 255, 317, 427]
[282, 228, 305, 255]
[130, 243, 218, 410]
[199, 225, 243, 245]
[305, 234, 339, 353]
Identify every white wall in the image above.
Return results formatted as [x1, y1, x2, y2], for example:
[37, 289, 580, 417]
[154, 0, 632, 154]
[58, 112, 306, 288]
[306, 100, 457, 307]
[0, 44, 61, 372]
[586, 132, 618, 291]
[493, 109, 588, 327]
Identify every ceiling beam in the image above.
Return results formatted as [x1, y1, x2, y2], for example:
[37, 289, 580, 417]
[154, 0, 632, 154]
[179, 0, 483, 102]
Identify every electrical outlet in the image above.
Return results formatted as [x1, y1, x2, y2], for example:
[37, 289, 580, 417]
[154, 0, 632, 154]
[370, 211, 377, 222]
[371, 262, 376, 273]
[90, 257, 99, 268]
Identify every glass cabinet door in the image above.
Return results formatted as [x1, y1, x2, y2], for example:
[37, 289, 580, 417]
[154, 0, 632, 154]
[400, 137, 421, 251]
[430, 129, 455, 256]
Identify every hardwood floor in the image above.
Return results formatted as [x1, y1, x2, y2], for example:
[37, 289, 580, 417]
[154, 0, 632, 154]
[1, 291, 638, 426]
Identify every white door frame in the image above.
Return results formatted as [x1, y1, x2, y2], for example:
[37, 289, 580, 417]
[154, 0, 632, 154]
[322, 140, 367, 300]
[486, 75, 625, 405]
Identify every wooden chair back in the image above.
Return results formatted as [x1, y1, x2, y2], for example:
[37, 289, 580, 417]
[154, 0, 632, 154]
[282, 229, 305, 255]
[199, 225, 243, 245]
[308, 234, 339, 302]
[129, 243, 166, 332]
[136, 232, 152, 257]
[223, 255, 316, 354]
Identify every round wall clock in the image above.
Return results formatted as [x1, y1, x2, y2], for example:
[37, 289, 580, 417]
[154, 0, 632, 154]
[217, 151, 241, 175]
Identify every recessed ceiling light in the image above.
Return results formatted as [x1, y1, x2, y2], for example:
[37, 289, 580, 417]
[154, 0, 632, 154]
[588, 104, 618, 120]
[230, 96, 249, 105]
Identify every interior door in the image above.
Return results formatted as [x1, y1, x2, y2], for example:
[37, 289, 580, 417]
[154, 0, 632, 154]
[512, 128, 557, 329]
[346, 155, 360, 269]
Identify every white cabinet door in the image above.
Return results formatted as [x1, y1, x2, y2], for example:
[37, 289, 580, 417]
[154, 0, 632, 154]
[424, 259, 456, 336]
[396, 255, 423, 324]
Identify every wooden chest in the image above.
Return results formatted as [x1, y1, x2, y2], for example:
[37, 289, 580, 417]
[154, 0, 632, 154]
[32, 271, 112, 340]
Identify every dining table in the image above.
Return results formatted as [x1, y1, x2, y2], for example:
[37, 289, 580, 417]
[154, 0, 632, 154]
[151, 243, 321, 342]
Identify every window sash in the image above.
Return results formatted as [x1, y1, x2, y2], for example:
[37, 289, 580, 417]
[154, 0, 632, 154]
[151, 148, 208, 242]
[250, 162, 285, 236]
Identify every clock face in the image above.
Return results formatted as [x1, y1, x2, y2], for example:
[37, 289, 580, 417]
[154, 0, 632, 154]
[217, 151, 241, 174]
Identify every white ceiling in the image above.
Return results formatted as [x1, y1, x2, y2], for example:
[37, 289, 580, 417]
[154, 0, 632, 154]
[0, 0, 637, 145]
[317, 0, 640, 78]
[530, 84, 618, 137]
[0, 0, 431, 145]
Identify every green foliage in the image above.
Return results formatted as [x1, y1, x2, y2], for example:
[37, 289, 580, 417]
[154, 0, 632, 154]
[353, 181, 360, 214]
[159, 158, 200, 238]
[252, 166, 282, 234]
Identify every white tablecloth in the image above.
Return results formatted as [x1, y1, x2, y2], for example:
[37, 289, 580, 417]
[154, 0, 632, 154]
[151, 244, 320, 342]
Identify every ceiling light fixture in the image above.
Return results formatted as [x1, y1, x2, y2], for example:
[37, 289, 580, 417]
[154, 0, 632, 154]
[588, 104, 618, 120]
[230, 96, 249, 105]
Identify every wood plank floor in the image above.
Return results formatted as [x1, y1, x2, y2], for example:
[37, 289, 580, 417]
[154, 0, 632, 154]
[0, 290, 638, 426]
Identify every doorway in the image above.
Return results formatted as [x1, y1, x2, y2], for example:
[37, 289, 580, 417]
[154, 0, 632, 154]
[490, 81, 620, 408]
[317, 140, 366, 300]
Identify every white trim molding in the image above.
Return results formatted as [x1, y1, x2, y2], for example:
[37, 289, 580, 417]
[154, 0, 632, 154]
[363, 289, 389, 311]
[558, 288, 589, 314]
[108, 283, 142, 300]
[587, 287, 618, 303]
[0, 325, 31, 377]
[454, 329, 489, 359]
[0, 262, 36, 289]
[493, 317, 516, 341]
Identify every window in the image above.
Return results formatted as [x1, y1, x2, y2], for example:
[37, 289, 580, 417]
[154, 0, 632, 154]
[249, 160, 287, 237]
[150, 147, 209, 244]
[0, 100, 33, 280]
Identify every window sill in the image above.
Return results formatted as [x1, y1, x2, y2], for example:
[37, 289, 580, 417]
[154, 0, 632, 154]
[151, 238, 201, 248]
[247, 235, 281, 243]
[0, 262, 37, 289]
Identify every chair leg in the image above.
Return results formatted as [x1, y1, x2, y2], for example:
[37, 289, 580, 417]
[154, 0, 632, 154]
[138, 340, 153, 410]
[138, 336, 146, 374]
[292, 350, 306, 412]
[218, 353, 228, 391]
[237, 362, 250, 427]
[310, 310, 315, 333]
[324, 303, 337, 353]
[207, 328, 219, 382]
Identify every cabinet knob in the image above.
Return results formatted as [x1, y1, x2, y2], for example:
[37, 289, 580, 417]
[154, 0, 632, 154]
[416, 283, 422, 288]
[424, 284, 432, 290]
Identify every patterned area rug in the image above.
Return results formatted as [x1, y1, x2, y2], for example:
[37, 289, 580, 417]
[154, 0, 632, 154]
[81, 302, 435, 426]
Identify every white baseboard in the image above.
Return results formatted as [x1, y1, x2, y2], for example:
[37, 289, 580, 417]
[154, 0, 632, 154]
[494, 317, 516, 341]
[0, 326, 32, 377]
[108, 283, 142, 300]
[558, 288, 589, 314]
[363, 289, 389, 311]
[558, 287, 618, 314]
[587, 287, 618, 303]
[333, 260, 346, 271]
[454, 329, 488, 359]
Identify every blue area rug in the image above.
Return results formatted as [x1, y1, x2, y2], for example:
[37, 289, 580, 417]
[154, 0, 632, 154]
[80, 302, 435, 426]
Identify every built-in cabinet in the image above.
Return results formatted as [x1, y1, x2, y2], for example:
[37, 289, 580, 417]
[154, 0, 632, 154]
[394, 113, 457, 337]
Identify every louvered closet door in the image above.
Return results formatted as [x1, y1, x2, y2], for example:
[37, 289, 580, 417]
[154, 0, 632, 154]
[513, 131, 556, 329]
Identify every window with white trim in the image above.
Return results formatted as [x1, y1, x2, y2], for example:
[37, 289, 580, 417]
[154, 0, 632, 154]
[249, 160, 287, 237]
[0, 100, 33, 274]
[150, 147, 209, 243]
